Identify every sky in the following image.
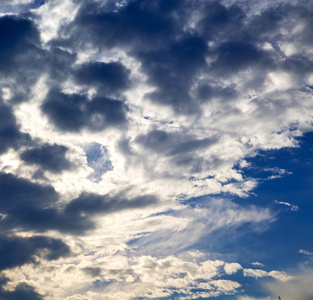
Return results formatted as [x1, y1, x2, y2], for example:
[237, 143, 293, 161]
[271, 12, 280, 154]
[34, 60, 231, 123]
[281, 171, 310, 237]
[0, 0, 313, 299]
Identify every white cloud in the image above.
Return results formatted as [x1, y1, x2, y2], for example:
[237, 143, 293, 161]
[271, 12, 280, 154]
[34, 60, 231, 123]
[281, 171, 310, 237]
[251, 262, 265, 268]
[274, 200, 300, 212]
[33, 0, 79, 43]
[224, 263, 243, 275]
[241, 267, 313, 300]
[243, 268, 294, 282]
[3, 252, 243, 300]
[299, 249, 313, 256]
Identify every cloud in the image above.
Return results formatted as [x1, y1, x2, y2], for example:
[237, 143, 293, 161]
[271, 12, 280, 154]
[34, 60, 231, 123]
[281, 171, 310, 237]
[64, 192, 158, 217]
[0, 172, 158, 235]
[224, 263, 243, 275]
[41, 89, 128, 132]
[135, 129, 218, 156]
[299, 250, 313, 256]
[243, 268, 294, 282]
[273, 200, 299, 212]
[0, 16, 46, 102]
[127, 197, 274, 256]
[240, 267, 313, 300]
[1, 0, 313, 299]
[0, 276, 43, 300]
[0, 100, 31, 155]
[20, 143, 74, 173]
[0, 235, 70, 271]
[251, 262, 265, 268]
[0, 0, 46, 14]
[264, 269, 313, 300]
[72, 61, 131, 96]
[136, 34, 208, 113]
[0, 172, 58, 212]
[68, 0, 178, 50]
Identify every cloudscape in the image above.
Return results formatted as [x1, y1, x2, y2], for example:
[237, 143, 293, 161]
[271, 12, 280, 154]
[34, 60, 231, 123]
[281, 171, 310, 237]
[0, 0, 313, 299]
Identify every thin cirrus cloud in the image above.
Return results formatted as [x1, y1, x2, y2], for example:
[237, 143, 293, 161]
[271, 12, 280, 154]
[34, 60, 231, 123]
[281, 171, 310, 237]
[0, 0, 313, 299]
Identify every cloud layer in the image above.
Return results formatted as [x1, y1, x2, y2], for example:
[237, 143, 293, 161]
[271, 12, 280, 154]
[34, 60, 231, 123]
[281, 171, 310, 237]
[0, 0, 312, 299]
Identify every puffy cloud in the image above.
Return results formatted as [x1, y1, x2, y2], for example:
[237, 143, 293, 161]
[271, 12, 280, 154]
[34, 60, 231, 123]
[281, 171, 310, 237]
[3, 252, 243, 299]
[224, 263, 243, 275]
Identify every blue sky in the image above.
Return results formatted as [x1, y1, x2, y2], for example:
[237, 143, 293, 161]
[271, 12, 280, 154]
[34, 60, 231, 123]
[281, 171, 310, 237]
[0, 0, 313, 299]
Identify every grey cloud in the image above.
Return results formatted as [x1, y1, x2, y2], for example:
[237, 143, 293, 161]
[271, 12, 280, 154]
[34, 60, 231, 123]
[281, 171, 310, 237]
[0, 235, 70, 271]
[136, 129, 218, 156]
[0, 172, 91, 234]
[0, 276, 43, 300]
[196, 84, 237, 102]
[41, 89, 128, 132]
[73, 61, 131, 96]
[168, 137, 219, 156]
[0, 15, 46, 103]
[48, 0, 313, 116]
[64, 192, 158, 216]
[82, 267, 102, 277]
[0, 101, 30, 154]
[64, 0, 179, 50]
[136, 34, 208, 113]
[0, 172, 58, 213]
[210, 40, 276, 77]
[48, 47, 77, 82]
[0, 172, 158, 235]
[197, 0, 245, 40]
[20, 143, 73, 173]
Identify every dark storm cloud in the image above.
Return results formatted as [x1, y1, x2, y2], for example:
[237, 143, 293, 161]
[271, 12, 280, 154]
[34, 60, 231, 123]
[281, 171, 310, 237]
[0, 235, 70, 271]
[0, 276, 43, 300]
[73, 61, 130, 95]
[0, 172, 158, 235]
[20, 143, 73, 173]
[0, 101, 30, 154]
[41, 89, 128, 132]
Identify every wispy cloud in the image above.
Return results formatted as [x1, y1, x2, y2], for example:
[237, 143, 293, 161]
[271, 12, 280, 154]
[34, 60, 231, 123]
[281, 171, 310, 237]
[274, 200, 300, 212]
